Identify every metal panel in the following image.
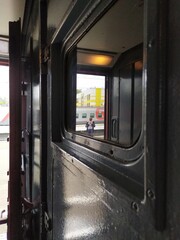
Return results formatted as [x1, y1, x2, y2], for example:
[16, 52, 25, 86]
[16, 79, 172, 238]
[133, 61, 142, 143]
[51, 144, 166, 240]
[166, 0, 180, 238]
[111, 76, 119, 142]
[146, 0, 167, 230]
[112, 77, 119, 117]
[8, 19, 22, 240]
[119, 64, 132, 146]
[47, 0, 71, 43]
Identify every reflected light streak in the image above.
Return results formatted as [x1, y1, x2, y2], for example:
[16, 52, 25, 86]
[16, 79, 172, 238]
[135, 60, 143, 70]
[65, 195, 98, 206]
[64, 226, 96, 240]
[77, 52, 113, 66]
[88, 55, 113, 66]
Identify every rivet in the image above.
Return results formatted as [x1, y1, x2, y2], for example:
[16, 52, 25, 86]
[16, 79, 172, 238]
[110, 149, 113, 155]
[148, 39, 154, 48]
[131, 201, 139, 212]
[147, 189, 155, 199]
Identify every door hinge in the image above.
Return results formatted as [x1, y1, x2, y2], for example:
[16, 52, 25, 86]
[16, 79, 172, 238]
[41, 46, 50, 63]
[21, 81, 28, 96]
[44, 211, 52, 232]
[40, 203, 52, 233]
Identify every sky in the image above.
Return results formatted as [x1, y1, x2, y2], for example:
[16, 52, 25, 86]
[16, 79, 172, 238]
[0, 71, 105, 98]
[0, 65, 9, 99]
[77, 74, 105, 89]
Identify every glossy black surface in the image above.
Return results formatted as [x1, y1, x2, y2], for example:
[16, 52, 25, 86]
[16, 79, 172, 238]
[17, 0, 180, 239]
[52, 143, 166, 240]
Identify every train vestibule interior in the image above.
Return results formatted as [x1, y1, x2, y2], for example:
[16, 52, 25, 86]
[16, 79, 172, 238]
[1, 0, 180, 239]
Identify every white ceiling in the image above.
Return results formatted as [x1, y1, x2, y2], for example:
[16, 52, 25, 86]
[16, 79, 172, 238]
[0, 0, 25, 37]
[78, 0, 143, 54]
[76, 0, 143, 68]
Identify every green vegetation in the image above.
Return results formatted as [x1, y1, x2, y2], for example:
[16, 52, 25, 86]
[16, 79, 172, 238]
[0, 97, 8, 106]
[76, 89, 82, 94]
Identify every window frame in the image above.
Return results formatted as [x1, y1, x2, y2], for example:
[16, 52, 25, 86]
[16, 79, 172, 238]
[51, 0, 146, 200]
[64, 45, 144, 163]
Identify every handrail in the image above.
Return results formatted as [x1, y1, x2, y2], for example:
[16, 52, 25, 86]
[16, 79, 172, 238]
[0, 218, 8, 225]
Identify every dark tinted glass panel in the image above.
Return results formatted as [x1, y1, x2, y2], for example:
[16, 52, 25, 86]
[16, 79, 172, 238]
[82, 113, 87, 118]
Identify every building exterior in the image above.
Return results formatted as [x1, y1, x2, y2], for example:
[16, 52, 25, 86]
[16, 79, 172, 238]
[76, 87, 104, 107]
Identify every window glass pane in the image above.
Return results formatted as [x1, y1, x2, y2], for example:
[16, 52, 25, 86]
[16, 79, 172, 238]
[0, 66, 9, 129]
[76, 74, 105, 139]
[82, 113, 87, 118]
[97, 112, 102, 118]
[0, 38, 8, 57]
[90, 113, 95, 118]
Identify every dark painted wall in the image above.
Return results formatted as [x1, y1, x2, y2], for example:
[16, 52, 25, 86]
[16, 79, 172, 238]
[21, 0, 180, 239]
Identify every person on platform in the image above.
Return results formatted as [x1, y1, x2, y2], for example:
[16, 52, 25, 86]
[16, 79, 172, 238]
[85, 117, 95, 136]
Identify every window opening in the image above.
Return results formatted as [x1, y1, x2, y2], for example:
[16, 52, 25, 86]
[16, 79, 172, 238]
[0, 65, 9, 238]
[76, 74, 105, 139]
[90, 113, 95, 118]
[66, 0, 144, 149]
[82, 113, 87, 118]
[0, 38, 8, 61]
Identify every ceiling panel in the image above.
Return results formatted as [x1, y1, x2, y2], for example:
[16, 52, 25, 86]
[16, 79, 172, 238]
[0, 0, 25, 37]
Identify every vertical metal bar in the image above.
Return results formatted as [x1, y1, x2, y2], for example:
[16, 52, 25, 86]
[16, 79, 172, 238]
[155, 0, 167, 231]
[40, 0, 48, 239]
[131, 63, 135, 145]
[146, 0, 167, 231]
[8, 19, 22, 239]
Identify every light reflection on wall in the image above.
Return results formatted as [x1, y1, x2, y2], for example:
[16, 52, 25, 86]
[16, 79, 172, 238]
[62, 174, 112, 239]
[64, 225, 96, 240]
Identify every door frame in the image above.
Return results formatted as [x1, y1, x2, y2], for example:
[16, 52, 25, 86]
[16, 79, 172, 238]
[8, 19, 22, 240]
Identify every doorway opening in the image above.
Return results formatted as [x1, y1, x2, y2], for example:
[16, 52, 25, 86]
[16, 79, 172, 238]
[0, 65, 9, 239]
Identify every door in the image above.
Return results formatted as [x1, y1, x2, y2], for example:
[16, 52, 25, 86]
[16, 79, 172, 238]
[8, 19, 22, 240]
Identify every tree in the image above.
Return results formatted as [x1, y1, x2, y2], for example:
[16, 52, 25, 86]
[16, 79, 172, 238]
[76, 89, 82, 94]
[0, 97, 8, 106]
